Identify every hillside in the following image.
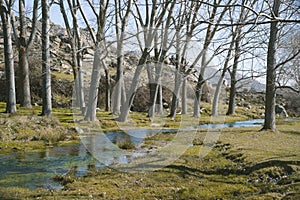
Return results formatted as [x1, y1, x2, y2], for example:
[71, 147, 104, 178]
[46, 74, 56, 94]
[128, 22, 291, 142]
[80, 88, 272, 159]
[0, 18, 299, 116]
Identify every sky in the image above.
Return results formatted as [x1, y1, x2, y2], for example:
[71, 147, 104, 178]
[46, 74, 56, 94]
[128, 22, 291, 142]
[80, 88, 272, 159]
[15, 0, 269, 84]
[17, 0, 92, 28]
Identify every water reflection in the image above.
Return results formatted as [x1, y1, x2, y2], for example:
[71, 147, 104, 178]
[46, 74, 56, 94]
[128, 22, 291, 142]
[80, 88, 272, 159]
[0, 118, 297, 189]
[0, 131, 144, 189]
[0, 142, 96, 189]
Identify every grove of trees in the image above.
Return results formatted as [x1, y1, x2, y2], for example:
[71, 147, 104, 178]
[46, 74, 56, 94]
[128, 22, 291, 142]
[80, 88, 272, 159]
[0, 0, 299, 131]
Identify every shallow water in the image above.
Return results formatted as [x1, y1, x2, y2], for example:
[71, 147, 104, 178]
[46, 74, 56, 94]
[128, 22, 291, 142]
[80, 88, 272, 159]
[0, 118, 297, 189]
[197, 118, 264, 129]
[0, 143, 99, 189]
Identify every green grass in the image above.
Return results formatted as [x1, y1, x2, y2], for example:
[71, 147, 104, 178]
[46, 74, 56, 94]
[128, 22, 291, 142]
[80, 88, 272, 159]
[0, 103, 77, 152]
[0, 120, 298, 199]
[52, 71, 74, 82]
[0, 102, 299, 199]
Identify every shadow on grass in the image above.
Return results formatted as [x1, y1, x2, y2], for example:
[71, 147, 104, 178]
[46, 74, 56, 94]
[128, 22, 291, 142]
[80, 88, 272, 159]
[166, 159, 299, 177]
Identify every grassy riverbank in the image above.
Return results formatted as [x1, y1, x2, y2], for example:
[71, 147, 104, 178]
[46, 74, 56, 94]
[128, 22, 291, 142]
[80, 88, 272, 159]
[0, 103, 299, 199]
[0, 102, 250, 152]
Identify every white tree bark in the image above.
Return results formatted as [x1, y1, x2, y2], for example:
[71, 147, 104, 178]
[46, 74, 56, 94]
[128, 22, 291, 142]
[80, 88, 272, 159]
[263, 0, 281, 131]
[41, 0, 52, 116]
[0, 0, 16, 113]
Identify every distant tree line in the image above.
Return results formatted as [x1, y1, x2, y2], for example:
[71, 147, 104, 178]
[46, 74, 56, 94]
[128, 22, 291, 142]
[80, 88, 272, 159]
[0, 0, 299, 131]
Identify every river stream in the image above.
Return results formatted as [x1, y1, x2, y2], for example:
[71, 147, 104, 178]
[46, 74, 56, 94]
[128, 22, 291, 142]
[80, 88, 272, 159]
[0, 118, 296, 189]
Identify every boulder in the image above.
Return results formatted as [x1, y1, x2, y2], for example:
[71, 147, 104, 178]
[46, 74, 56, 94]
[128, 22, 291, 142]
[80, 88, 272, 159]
[0, 71, 4, 79]
[275, 104, 288, 117]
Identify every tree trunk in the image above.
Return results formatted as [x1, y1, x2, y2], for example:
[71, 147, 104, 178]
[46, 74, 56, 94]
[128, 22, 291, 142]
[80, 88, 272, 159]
[118, 49, 149, 122]
[112, 55, 124, 115]
[193, 73, 205, 118]
[193, 46, 208, 118]
[18, 47, 31, 108]
[85, 43, 105, 121]
[169, 72, 183, 119]
[147, 63, 157, 119]
[227, 42, 239, 115]
[181, 78, 187, 114]
[41, 0, 52, 116]
[73, 0, 85, 112]
[77, 62, 85, 113]
[212, 76, 225, 117]
[0, 1, 17, 113]
[148, 56, 169, 119]
[70, 37, 80, 107]
[61, 0, 85, 113]
[105, 67, 111, 111]
[192, 0, 225, 118]
[212, 34, 234, 116]
[112, 0, 131, 115]
[226, 67, 237, 115]
[18, 0, 32, 108]
[262, 0, 281, 131]
[156, 80, 163, 114]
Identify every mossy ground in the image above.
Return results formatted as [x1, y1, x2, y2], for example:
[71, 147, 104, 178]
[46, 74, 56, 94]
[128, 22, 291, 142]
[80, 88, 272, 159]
[0, 103, 77, 152]
[0, 102, 299, 199]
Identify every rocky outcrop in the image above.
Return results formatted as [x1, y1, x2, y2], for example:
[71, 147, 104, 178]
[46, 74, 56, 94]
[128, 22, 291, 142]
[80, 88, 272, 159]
[275, 104, 288, 117]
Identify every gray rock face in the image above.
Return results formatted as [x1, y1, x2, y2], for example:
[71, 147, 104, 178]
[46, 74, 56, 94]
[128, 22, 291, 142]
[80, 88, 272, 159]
[0, 71, 4, 79]
[275, 104, 288, 117]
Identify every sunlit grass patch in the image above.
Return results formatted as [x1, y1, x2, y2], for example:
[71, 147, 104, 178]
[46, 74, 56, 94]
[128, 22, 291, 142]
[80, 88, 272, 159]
[116, 134, 136, 150]
[0, 100, 299, 199]
[0, 113, 78, 152]
[52, 71, 74, 81]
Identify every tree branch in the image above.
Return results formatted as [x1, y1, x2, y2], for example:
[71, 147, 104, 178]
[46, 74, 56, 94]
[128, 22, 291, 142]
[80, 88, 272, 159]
[275, 49, 300, 70]
[276, 85, 300, 93]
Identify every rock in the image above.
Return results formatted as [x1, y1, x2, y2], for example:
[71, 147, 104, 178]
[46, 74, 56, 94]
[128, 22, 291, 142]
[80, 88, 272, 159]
[0, 71, 4, 79]
[84, 48, 94, 55]
[243, 102, 251, 109]
[163, 102, 169, 109]
[257, 95, 265, 102]
[75, 126, 84, 134]
[51, 67, 61, 72]
[64, 70, 72, 75]
[275, 104, 288, 117]
[223, 79, 229, 88]
[200, 108, 208, 113]
[61, 63, 70, 70]
[164, 57, 171, 65]
[64, 44, 72, 53]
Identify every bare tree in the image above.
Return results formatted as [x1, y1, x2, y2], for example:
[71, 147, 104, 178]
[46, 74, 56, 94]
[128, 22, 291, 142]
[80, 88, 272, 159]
[16, 0, 39, 108]
[147, 0, 176, 120]
[169, 0, 202, 119]
[112, 0, 132, 115]
[0, 0, 17, 113]
[226, 28, 242, 116]
[80, 0, 110, 121]
[118, 0, 173, 122]
[59, 0, 86, 113]
[262, 0, 298, 131]
[41, 0, 52, 116]
[193, 0, 232, 118]
[276, 29, 300, 93]
[211, 0, 259, 116]
[211, 31, 234, 117]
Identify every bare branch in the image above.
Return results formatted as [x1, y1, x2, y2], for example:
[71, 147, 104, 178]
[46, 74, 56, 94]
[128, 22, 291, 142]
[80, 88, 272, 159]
[275, 49, 300, 70]
[276, 85, 300, 93]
